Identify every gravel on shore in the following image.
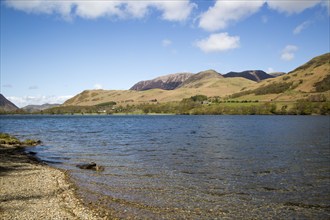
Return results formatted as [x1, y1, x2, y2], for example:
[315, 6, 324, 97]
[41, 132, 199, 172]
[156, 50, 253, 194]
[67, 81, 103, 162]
[0, 143, 105, 220]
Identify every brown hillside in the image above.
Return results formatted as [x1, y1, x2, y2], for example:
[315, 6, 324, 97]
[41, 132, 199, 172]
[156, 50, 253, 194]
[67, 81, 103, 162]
[63, 53, 330, 106]
[230, 53, 330, 101]
[178, 69, 222, 88]
[63, 77, 255, 106]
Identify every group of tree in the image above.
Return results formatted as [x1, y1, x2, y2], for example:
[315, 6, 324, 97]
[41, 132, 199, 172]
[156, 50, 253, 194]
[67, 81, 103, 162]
[113, 95, 330, 115]
[1, 95, 329, 115]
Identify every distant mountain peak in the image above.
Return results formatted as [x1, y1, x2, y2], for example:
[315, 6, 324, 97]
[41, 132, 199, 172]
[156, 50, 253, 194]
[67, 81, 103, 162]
[130, 72, 193, 91]
[0, 94, 19, 112]
[177, 69, 223, 89]
[197, 69, 221, 76]
[223, 70, 274, 82]
[22, 103, 60, 113]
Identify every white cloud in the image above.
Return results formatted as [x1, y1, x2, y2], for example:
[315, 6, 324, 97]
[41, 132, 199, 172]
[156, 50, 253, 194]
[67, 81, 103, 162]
[198, 0, 328, 32]
[281, 45, 298, 61]
[195, 32, 240, 53]
[153, 1, 197, 21]
[73, 1, 123, 19]
[162, 39, 172, 47]
[93, 84, 103, 90]
[267, 67, 275, 73]
[7, 95, 73, 108]
[4, 0, 73, 20]
[4, 0, 195, 21]
[199, 1, 265, 31]
[124, 1, 150, 19]
[293, 21, 312, 34]
[267, 0, 323, 14]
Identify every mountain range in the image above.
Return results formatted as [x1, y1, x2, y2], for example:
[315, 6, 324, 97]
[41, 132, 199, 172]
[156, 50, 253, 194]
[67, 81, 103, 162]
[22, 104, 60, 113]
[130, 70, 275, 91]
[64, 53, 329, 106]
[130, 73, 193, 91]
[0, 96, 59, 113]
[223, 70, 274, 82]
[1, 53, 329, 112]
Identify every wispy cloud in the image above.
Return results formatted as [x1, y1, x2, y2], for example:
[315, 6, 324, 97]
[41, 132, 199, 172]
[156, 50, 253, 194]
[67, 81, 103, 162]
[4, 0, 328, 27]
[281, 45, 298, 61]
[93, 84, 103, 90]
[4, 0, 196, 22]
[267, 0, 324, 14]
[7, 95, 73, 108]
[198, 0, 328, 32]
[162, 39, 172, 47]
[195, 32, 240, 53]
[293, 21, 312, 34]
[267, 67, 275, 73]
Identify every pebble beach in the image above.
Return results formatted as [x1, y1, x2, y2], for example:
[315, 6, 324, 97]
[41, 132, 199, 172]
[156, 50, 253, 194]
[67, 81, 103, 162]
[0, 143, 104, 220]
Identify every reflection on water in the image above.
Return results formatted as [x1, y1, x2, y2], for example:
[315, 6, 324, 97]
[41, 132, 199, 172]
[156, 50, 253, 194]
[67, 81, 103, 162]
[1, 115, 329, 218]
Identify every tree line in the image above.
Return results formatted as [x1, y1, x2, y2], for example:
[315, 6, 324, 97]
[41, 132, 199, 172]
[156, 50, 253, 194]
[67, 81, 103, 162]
[1, 95, 329, 115]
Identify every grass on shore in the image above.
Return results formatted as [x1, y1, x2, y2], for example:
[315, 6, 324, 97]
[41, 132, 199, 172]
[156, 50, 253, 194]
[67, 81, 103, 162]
[0, 133, 41, 146]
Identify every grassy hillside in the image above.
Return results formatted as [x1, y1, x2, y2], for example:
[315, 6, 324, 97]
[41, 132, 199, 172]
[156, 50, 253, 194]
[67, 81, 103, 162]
[63, 53, 329, 107]
[230, 53, 330, 101]
[63, 73, 255, 106]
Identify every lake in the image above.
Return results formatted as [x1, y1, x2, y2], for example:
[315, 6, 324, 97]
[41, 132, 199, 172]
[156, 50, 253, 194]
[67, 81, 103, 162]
[1, 115, 329, 219]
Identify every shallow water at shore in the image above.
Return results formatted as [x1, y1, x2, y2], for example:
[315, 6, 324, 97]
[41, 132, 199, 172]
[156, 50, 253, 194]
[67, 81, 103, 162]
[1, 115, 329, 218]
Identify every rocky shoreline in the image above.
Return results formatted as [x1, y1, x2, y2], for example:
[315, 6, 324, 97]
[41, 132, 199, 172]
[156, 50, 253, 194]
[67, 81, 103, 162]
[0, 135, 110, 219]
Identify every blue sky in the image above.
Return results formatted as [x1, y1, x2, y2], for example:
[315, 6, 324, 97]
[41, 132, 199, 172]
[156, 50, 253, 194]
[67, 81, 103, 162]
[1, 0, 329, 107]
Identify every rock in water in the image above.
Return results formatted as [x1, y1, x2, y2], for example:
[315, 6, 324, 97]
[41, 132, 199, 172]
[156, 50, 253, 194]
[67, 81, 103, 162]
[95, 165, 104, 171]
[76, 162, 96, 169]
[76, 162, 104, 171]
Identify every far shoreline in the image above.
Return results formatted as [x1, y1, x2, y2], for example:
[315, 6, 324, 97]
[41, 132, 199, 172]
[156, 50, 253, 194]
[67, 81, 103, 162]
[0, 112, 329, 117]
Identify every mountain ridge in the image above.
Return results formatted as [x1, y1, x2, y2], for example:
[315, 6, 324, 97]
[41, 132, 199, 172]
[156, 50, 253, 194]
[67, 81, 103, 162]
[63, 53, 330, 106]
[22, 103, 60, 113]
[230, 53, 330, 101]
[130, 72, 193, 91]
[178, 69, 223, 88]
[0, 94, 19, 112]
[223, 70, 274, 82]
[129, 69, 276, 92]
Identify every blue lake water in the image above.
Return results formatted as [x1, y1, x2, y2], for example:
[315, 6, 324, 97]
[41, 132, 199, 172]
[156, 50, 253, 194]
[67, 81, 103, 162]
[1, 115, 329, 219]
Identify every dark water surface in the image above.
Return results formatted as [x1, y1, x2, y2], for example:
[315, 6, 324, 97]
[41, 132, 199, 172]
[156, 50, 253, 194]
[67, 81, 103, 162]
[1, 115, 329, 219]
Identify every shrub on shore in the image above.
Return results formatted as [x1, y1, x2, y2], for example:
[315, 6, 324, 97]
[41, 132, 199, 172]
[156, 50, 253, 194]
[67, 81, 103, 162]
[0, 133, 41, 146]
[0, 133, 20, 145]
